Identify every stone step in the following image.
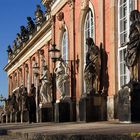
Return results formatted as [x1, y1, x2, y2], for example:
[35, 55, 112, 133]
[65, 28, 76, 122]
[6, 132, 139, 140]
[0, 135, 23, 140]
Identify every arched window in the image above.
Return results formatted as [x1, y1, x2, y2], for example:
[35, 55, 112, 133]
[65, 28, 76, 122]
[83, 7, 95, 92]
[25, 64, 30, 93]
[62, 30, 68, 61]
[61, 29, 70, 97]
[118, 0, 135, 89]
[84, 8, 94, 66]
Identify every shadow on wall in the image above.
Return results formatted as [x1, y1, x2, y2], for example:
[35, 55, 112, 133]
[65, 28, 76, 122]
[99, 43, 109, 96]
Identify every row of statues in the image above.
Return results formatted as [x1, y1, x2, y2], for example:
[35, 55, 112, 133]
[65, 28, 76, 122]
[125, 10, 140, 82]
[6, 36, 101, 113]
[3, 58, 70, 115]
[7, 5, 46, 58]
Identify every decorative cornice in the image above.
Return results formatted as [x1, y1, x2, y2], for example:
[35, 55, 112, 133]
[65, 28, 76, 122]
[41, 0, 51, 5]
[4, 19, 51, 72]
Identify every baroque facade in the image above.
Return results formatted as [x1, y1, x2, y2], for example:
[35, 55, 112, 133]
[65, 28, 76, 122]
[3, 0, 140, 122]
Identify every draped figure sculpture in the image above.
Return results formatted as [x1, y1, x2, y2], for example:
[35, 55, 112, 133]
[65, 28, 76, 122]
[125, 10, 140, 82]
[40, 65, 52, 104]
[54, 60, 69, 100]
[84, 37, 100, 94]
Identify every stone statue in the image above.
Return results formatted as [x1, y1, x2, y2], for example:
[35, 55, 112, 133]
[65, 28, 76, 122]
[28, 84, 36, 123]
[20, 26, 29, 43]
[21, 87, 28, 111]
[40, 65, 52, 104]
[27, 16, 36, 35]
[16, 33, 22, 47]
[84, 37, 100, 94]
[125, 10, 140, 82]
[13, 40, 17, 53]
[34, 5, 45, 26]
[10, 93, 18, 112]
[7, 45, 13, 58]
[54, 60, 69, 100]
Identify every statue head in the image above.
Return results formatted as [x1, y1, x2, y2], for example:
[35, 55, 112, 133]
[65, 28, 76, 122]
[43, 65, 48, 70]
[36, 5, 41, 10]
[16, 33, 20, 38]
[130, 10, 140, 22]
[86, 37, 94, 47]
[27, 16, 32, 21]
[31, 83, 34, 88]
[20, 26, 26, 31]
[13, 40, 17, 46]
[8, 45, 11, 50]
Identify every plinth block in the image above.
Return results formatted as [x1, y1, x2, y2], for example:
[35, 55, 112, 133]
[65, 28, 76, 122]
[79, 94, 107, 122]
[15, 111, 21, 122]
[118, 82, 140, 122]
[22, 110, 29, 122]
[54, 102, 70, 122]
[39, 103, 53, 122]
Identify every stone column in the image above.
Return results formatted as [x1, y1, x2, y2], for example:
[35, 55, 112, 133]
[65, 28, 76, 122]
[29, 57, 32, 88]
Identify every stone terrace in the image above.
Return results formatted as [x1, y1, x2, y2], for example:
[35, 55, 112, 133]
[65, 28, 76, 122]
[1, 121, 140, 139]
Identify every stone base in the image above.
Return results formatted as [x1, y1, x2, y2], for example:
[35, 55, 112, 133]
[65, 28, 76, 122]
[54, 102, 70, 122]
[118, 82, 140, 122]
[1, 115, 6, 123]
[21, 110, 29, 123]
[6, 113, 10, 123]
[15, 111, 21, 122]
[39, 103, 53, 122]
[107, 96, 115, 120]
[79, 94, 107, 122]
[70, 101, 76, 122]
[10, 112, 16, 123]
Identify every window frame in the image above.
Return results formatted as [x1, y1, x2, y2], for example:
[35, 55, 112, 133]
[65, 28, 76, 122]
[118, 0, 135, 89]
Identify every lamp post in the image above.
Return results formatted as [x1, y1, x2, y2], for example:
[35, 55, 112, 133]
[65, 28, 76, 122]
[33, 62, 39, 123]
[48, 44, 60, 103]
[49, 43, 79, 122]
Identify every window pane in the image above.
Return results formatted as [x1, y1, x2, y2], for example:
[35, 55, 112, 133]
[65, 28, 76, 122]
[62, 31, 68, 61]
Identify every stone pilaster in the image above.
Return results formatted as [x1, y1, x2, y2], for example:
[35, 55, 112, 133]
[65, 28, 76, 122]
[107, 96, 115, 120]
[29, 57, 32, 87]
[97, 0, 104, 44]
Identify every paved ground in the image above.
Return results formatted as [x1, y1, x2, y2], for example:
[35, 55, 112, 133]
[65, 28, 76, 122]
[1, 121, 140, 139]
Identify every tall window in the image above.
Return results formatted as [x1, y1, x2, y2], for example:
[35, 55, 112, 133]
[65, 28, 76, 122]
[118, 0, 135, 89]
[62, 30, 68, 61]
[83, 8, 95, 92]
[84, 8, 94, 65]
[61, 29, 69, 96]
[25, 65, 30, 93]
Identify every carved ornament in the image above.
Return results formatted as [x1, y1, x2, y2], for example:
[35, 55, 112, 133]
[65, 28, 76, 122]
[81, 0, 89, 10]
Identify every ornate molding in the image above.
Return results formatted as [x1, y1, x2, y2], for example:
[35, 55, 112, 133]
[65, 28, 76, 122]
[81, 0, 89, 10]
[57, 12, 65, 31]
[67, 0, 74, 8]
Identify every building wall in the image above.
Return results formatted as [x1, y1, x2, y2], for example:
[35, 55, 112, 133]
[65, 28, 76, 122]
[4, 0, 140, 120]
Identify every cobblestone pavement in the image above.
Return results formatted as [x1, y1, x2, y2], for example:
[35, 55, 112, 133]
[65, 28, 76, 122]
[0, 121, 140, 139]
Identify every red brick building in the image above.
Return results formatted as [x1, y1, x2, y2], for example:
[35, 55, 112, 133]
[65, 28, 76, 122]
[4, 0, 140, 122]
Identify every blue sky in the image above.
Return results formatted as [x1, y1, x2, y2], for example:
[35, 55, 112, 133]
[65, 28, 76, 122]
[0, 0, 45, 100]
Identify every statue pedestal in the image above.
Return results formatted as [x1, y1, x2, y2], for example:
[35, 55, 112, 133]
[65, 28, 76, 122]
[2, 114, 6, 123]
[15, 111, 21, 122]
[10, 112, 16, 123]
[21, 110, 29, 123]
[39, 103, 53, 122]
[6, 113, 10, 123]
[118, 82, 140, 122]
[79, 94, 107, 122]
[54, 101, 70, 122]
